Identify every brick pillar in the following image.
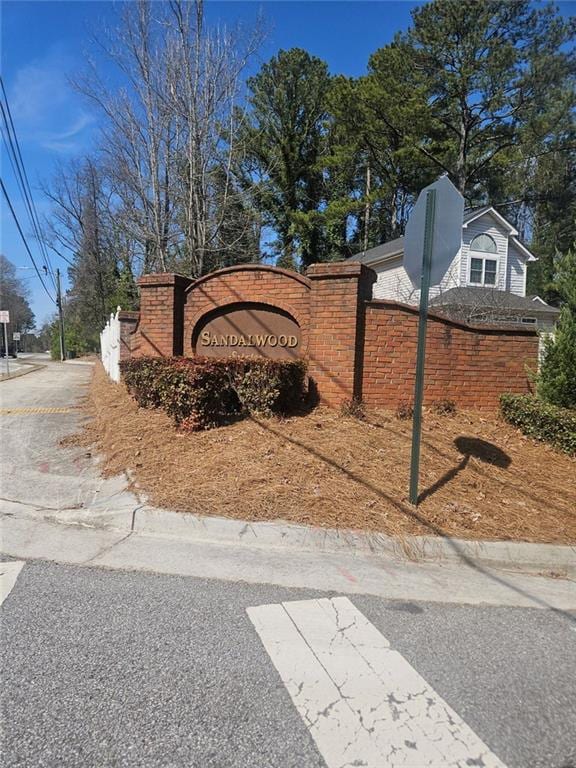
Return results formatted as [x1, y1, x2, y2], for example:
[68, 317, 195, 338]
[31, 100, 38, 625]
[136, 273, 192, 357]
[118, 311, 139, 361]
[306, 262, 376, 406]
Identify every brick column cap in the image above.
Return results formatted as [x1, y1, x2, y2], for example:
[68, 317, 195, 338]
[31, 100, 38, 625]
[118, 310, 139, 321]
[138, 272, 192, 289]
[306, 261, 370, 279]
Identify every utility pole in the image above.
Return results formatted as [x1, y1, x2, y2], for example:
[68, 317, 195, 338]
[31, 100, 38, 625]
[56, 268, 66, 361]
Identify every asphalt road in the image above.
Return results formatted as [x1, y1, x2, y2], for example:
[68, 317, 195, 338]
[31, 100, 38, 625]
[1, 559, 575, 768]
[1, 359, 576, 768]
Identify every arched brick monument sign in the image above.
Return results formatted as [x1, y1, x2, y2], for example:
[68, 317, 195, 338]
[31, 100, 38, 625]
[192, 303, 302, 360]
[183, 264, 312, 360]
[120, 261, 539, 409]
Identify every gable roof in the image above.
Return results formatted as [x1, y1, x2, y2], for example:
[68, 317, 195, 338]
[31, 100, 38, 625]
[462, 206, 517, 234]
[348, 206, 536, 265]
[430, 287, 559, 316]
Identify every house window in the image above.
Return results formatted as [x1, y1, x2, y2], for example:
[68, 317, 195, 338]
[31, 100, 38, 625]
[470, 257, 497, 285]
[469, 233, 498, 285]
[470, 233, 497, 253]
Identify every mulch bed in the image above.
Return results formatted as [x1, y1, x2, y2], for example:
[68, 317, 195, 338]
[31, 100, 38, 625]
[69, 363, 576, 545]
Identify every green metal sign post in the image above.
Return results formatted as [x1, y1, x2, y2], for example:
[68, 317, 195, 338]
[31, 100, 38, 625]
[408, 188, 437, 506]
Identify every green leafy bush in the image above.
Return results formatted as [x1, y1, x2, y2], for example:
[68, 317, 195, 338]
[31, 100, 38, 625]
[500, 394, 576, 455]
[120, 357, 173, 409]
[226, 358, 307, 416]
[537, 305, 576, 409]
[120, 356, 307, 431]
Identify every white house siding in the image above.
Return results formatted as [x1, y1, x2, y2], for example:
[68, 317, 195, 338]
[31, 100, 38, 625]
[372, 254, 460, 304]
[372, 257, 415, 302]
[506, 241, 528, 297]
[460, 213, 508, 291]
[369, 211, 532, 304]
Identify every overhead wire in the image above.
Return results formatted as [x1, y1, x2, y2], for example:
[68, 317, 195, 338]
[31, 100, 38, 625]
[0, 76, 58, 291]
[1, 178, 57, 304]
[0, 76, 57, 285]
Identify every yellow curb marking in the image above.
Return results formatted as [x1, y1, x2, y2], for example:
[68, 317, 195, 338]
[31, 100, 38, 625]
[0, 406, 79, 415]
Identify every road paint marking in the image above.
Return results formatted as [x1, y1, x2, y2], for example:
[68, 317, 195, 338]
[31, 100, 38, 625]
[337, 566, 358, 584]
[0, 561, 25, 606]
[0, 406, 78, 416]
[247, 596, 507, 768]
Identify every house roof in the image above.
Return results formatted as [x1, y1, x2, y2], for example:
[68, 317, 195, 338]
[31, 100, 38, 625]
[351, 236, 404, 266]
[349, 206, 536, 265]
[430, 287, 560, 315]
[462, 205, 517, 234]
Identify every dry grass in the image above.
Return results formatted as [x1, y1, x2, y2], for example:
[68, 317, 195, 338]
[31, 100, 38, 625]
[75, 363, 576, 544]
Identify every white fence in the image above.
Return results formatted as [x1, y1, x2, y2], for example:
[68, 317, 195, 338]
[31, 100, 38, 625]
[100, 307, 121, 382]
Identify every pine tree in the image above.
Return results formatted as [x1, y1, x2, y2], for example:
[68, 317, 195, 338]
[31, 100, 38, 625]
[538, 247, 576, 409]
[239, 48, 332, 268]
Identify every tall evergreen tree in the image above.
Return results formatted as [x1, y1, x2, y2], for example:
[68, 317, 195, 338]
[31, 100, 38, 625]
[538, 246, 576, 408]
[239, 48, 332, 268]
[359, 1, 575, 202]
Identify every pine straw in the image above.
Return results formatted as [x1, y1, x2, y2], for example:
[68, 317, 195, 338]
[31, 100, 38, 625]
[76, 363, 576, 544]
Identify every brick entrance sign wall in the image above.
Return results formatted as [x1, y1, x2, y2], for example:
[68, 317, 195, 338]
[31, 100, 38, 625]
[120, 262, 538, 410]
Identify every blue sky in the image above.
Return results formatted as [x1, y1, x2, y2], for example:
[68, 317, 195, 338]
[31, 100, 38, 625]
[1, 0, 574, 326]
[1, 0, 423, 327]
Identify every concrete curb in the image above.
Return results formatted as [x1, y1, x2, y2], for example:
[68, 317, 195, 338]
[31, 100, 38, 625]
[0, 362, 45, 382]
[131, 508, 576, 578]
[8, 496, 575, 578]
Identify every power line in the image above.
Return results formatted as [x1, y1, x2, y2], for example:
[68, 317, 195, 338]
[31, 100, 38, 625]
[0, 77, 58, 290]
[0, 77, 56, 286]
[0, 101, 57, 293]
[0, 178, 57, 304]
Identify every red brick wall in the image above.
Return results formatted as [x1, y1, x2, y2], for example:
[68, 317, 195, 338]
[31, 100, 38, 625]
[362, 301, 538, 409]
[118, 311, 139, 361]
[307, 263, 376, 406]
[124, 264, 539, 411]
[183, 265, 311, 356]
[131, 274, 192, 357]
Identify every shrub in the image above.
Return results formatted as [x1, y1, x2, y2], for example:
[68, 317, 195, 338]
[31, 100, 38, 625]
[340, 398, 366, 420]
[120, 356, 307, 431]
[226, 358, 307, 417]
[431, 399, 457, 416]
[500, 393, 576, 455]
[120, 357, 173, 409]
[158, 358, 235, 430]
[537, 305, 576, 409]
[396, 401, 414, 420]
[537, 246, 576, 409]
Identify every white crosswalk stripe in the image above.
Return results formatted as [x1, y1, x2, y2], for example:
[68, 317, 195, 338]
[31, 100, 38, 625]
[248, 596, 507, 768]
[0, 560, 25, 607]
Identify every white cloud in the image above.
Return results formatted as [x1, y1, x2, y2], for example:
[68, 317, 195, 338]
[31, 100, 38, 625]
[10, 51, 71, 124]
[47, 112, 95, 142]
[9, 48, 96, 155]
[40, 112, 96, 153]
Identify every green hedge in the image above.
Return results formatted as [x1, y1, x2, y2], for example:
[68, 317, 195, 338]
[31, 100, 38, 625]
[500, 394, 576, 455]
[120, 356, 307, 431]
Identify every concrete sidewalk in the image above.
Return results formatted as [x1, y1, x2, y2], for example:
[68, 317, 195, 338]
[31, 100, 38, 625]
[5, 494, 575, 579]
[0, 358, 45, 381]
